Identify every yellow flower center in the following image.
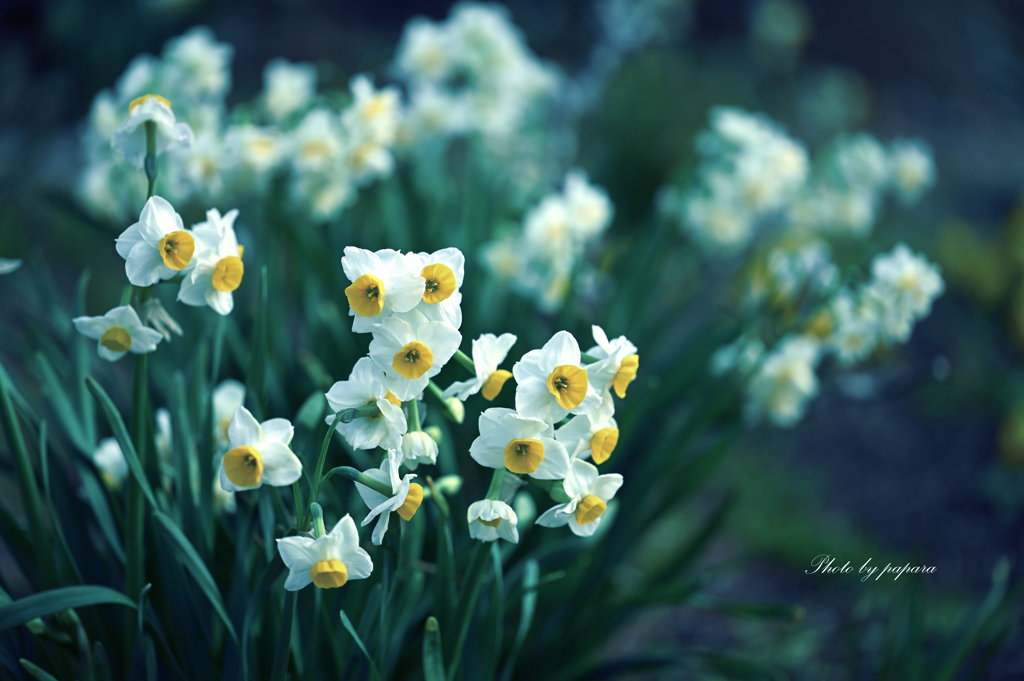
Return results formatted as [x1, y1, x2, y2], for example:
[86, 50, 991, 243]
[804, 311, 834, 340]
[310, 559, 348, 589]
[363, 95, 390, 120]
[301, 140, 332, 161]
[613, 355, 639, 399]
[351, 142, 377, 168]
[345, 274, 385, 317]
[479, 517, 502, 528]
[223, 445, 263, 487]
[503, 438, 545, 475]
[481, 370, 513, 401]
[420, 263, 457, 304]
[397, 483, 424, 521]
[590, 427, 619, 465]
[129, 94, 171, 115]
[574, 494, 606, 525]
[365, 391, 400, 421]
[546, 365, 588, 410]
[100, 327, 132, 353]
[393, 341, 433, 379]
[157, 230, 196, 271]
[212, 255, 244, 292]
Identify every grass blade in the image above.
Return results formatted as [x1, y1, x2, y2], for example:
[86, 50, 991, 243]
[85, 376, 156, 509]
[0, 586, 137, 631]
[423, 616, 445, 681]
[340, 609, 381, 681]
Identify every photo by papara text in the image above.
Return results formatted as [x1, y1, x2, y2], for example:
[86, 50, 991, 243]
[806, 554, 937, 582]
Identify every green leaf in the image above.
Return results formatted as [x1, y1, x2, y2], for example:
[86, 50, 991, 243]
[85, 377, 156, 509]
[76, 464, 126, 564]
[0, 586, 136, 631]
[422, 616, 445, 681]
[32, 352, 91, 456]
[269, 590, 296, 681]
[481, 543, 504, 680]
[19, 659, 59, 681]
[246, 266, 269, 421]
[499, 559, 539, 681]
[152, 511, 239, 645]
[340, 609, 381, 681]
[242, 555, 285, 681]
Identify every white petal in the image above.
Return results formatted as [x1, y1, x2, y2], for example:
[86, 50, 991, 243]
[341, 246, 380, 281]
[565, 458, 599, 498]
[591, 474, 623, 502]
[228, 407, 263, 447]
[261, 418, 294, 445]
[538, 331, 581, 373]
[276, 535, 317, 569]
[258, 441, 303, 486]
[341, 545, 374, 579]
[206, 289, 234, 316]
[535, 503, 570, 527]
[530, 438, 569, 480]
[72, 315, 109, 341]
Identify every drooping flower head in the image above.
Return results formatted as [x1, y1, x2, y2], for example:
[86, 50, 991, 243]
[93, 437, 128, 490]
[276, 514, 373, 591]
[218, 407, 303, 492]
[468, 499, 519, 543]
[110, 95, 194, 168]
[401, 430, 439, 470]
[73, 305, 163, 362]
[554, 394, 619, 465]
[585, 325, 639, 399]
[355, 451, 423, 545]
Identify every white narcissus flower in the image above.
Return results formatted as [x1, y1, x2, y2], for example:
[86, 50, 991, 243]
[868, 243, 944, 320]
[154, 408, 173, 465]
[355, 451, 423, 545]
[512, 330, 602, 424]
[536, 458, 622, 538]
[563, 170, 613, 242]
[218, 407, 302, 493]
[110, 95, 194, 168]
[744, 336, 821, 428]
[161, 27, 233, 101]
[585, 325, 639, 399]
[343, 75, 402, 145]
[469, 408, 569, 480]
[442, 333, 517, 402]
[368, 309, 462, 401]
[93, 437, 128, 490]
[404, 248, 465, 329]
[213, 379, 246, 447]
[178, 208, 245, 316]
[889, 140, 935, 205]
[342, 247, 426, 333]
[401, 431, 438, 470]
[116, 196, 198, 287]
[555, 394, 618, 465]
[467, 499, 519, 543]
[73, 305, 163, 362]
[276, 515, 373, 591]
[324, 357, 407, 451]
[263, 59, 317, 122]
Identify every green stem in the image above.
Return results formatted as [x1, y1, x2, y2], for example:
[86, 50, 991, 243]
[581, 353, 599, 364]
[269, 590, 297, 681]
[453, 350, 475, 374]
[485, 468, 505, 501]
[143, 121, 157, 199]
[320, 466, 394, 499]
[446, 543, 488, 680]
[0, 359, 54, 588]
[426, 381, 463, 423]
[407, 399, 422, 433]
[292, 482, 305, 533]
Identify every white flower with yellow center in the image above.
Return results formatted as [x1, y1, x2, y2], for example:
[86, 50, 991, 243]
[554, 395, 618, 465]
[536, 459, 622, 538]
[178, 208, 245, 316]
[744, 336, 821, 428]
[523, 195, 575, 266]
[512, 330, 602, 424]
[116, 196, 198, 287]
[213, 379, 245, 447]
[290, 109, 344, 174]
[345, 133, 395, 184]
[262, 59, 317, 122]
[585, 325, 639, 399]
[324, 357, 407, 451]
[276, 514, 373, 591]
[368, 309, 462, 401]
[161, 26, 233, 101]
[218, 407, 302, 493]
[110, 95, 194, 169]
[342, 247, 426, 333]
[400, 431, 438, 470]
[93, 437, 128, 490]
[404, 248, 465, 329]
[73, 305, 163, 362]
[868, 243, 944, 320]
[467, 499, 518, 543]
[442, 333, 517, 402]
[225, 125, 283, 179]
[344, 75, 401, 145]
[355, 451, 424, 545]
[469, 408, 569, 479]
[394, 19, 455, 81]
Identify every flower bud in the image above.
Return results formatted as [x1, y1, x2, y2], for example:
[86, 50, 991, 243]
[401, 431, 438, 470]
[444, 397, 465, 424]
[424, 425, 443, 443]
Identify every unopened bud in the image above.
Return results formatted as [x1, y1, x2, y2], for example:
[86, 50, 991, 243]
[424, 425, 442, 443]
[444, 397, 464, 424]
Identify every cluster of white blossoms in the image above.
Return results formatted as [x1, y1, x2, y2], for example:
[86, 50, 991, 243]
[716, 243, 945, 427]
[392, 3, 556, 143]
[482, 170, 614, 311]
[80, 6, 557, 225]
[661, 107, 937, 252]
[272, 245, 639, 594]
